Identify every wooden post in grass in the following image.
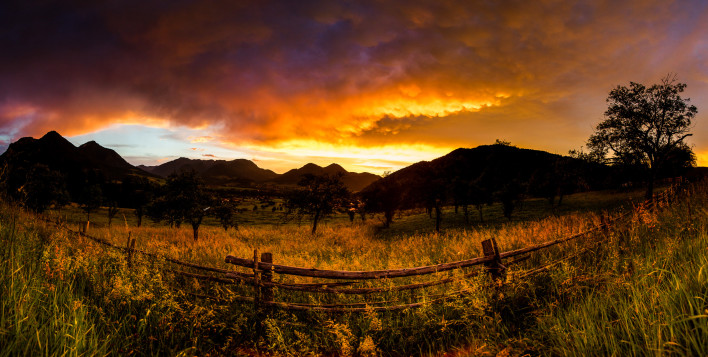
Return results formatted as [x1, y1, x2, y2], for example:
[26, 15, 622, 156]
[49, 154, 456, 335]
[600, 212, 610, 235]
[253, 249, 261, 310]
[261, 252, 273, 306]
[125, 232, 136, 268]
[481, 238, 505, 283]
[687, 198, 693, 222]
[652, 193, 658, 211]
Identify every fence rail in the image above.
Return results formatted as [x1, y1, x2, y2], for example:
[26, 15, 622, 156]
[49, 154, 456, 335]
[37, 177, 688, 315]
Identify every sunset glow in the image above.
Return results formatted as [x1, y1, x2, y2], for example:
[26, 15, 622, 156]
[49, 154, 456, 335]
[1, 0, 707, 174]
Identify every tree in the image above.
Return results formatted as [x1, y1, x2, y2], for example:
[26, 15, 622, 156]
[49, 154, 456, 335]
[19, 164, 69, 213]
[122, 175, 154, 227]
[588, 75, 697, 199]
[468, 182, 492, 223]
[286, 173, 350, 234]
[147, 171, 212, 240]
[361, 177, 402, 228]
[211, 200, 239, 231]
[103, 182, 121, 227]
[106, 200, 119, 227]
[80, 184, 103, 223]
[497, 181, 524, 221]
[450, 177, 470, 224]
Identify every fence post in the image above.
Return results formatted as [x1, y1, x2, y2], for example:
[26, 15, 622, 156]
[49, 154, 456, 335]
[481, 238, 505, 283]
[687, 197, 693, 222]
[252, 249, 261, 310]
[260, 252, 273, 307]
[652, 193, 658, 211]
[599, 213, 608, 234]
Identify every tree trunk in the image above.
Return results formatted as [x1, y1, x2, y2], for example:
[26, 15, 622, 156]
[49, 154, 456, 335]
[192, 223, 199, 241]
[435, 203, 442, 232]
[384, 210, 393, 228]
[136, 207, 143, 227]
[478, 206, 484, 223]
[311, 210, 321, 235]
[463, 204, 469, 225]
[645, 167, 656, 200]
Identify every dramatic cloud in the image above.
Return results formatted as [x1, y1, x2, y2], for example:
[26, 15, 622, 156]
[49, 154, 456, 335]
[1, 0, 708, 171]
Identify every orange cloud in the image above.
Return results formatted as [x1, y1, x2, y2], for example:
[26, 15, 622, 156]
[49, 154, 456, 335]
[1, 0, 707, 168]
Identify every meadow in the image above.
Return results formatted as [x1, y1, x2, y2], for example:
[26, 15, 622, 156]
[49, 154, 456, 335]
[1, 183, 707, 356]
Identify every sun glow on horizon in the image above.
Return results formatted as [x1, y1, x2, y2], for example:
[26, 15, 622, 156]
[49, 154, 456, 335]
[239, 139, 455, 174]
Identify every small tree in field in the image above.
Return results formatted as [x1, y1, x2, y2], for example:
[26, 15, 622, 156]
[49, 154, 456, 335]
[286, 173, 350, 234]
[588, 75, 697, 199]
[80, 184, 102, 223]
[211, 200, 239, 231]
[361, 177, 401, 228]
[106, 200, 119, 227]
[147, 171, 211, 240]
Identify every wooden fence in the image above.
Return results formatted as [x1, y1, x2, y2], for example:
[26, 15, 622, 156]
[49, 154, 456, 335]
[38, 178, 688, 314]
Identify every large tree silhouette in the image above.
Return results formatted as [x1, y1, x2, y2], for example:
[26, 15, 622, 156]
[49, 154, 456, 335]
[147, 171, 212, 240]
[588, 75, 697, 199]
[19, 164, 69, 213]
[286, 173, 350, 234]
[361, 177, 402, 228]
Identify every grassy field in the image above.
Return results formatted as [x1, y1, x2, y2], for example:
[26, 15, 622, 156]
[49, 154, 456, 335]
[1, 183, 706, 356]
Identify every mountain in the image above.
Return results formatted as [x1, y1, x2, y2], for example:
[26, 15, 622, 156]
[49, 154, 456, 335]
[77, 140, 152, 178]
[360, 144, 612, 204]
[273, 163, 380, 191]
[138, 157, 220, 177]
[0, 131, 158, 199]
[201, 159, 278, 184]
[0, 131, 156, 180]
[143, 159, 380, 191]
[141, 157, 278, 186]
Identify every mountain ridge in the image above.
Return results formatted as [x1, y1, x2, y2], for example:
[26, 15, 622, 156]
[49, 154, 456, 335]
[1, 131, 379, 191]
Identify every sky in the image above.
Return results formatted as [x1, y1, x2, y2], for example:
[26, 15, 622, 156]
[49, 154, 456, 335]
[1, 0, 708, 174]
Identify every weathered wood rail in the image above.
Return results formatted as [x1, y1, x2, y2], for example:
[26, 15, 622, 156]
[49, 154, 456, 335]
[36, 178, 687, 314]
[218, 179, 684, 312]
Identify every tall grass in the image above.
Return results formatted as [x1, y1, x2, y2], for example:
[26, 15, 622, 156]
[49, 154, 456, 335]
[533, 189, 708, 356]
[0, 206, 111, 356]
[0, 182, 706, 356]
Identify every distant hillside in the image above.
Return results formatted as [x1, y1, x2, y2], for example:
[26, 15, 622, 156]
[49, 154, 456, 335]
[0, 131, 158, 199]
[141, 157, 278, 185]
[273, 163, 380, 191]
[361, 144, 612, 204]
[143, 159, 380, 191]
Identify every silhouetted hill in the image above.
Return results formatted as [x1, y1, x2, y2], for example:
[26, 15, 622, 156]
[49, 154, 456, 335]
[77, 141, 151, 178]
[142, 157, 277, 186]
[140, 157, 218, 177]
[201, 159, 278, 184]
[1, 131, 155, 180]
[0, 131, 158, 200]
[361, 144, 612, 205]
[273, 162, 379, 191]
[143, 158, 379, 191]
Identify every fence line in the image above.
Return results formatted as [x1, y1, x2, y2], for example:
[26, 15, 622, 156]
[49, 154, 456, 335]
[35, 178, 690, 314]
[219, 179, 688, 313]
